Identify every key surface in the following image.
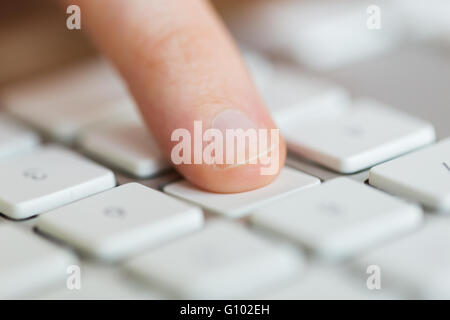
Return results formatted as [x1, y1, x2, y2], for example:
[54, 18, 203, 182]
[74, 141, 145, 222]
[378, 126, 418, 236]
[265, 265, 398, 300]
[369, 137, 450, 211]
[242, 51, 350, 127]
[164, 167, 320, 218]
[353, 216, 450, 299]
[2, 59, 135, 144]
[284, 99, 436, 173]
[125, 221, 303, 299]
[37, 183, 203, 262]
[0, 145, 116, 219]
[78, 119, 170, 178]
[0, 113, 39, 159]
[37, 263, 164, 300]
[0, 224, 76, 299]
[251, 178, 423, 260]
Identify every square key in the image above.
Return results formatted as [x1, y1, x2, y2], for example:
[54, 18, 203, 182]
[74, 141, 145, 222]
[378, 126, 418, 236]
[164, 167, 320, 218]
[0, 145, 115, 219]
[37, 183, 204, 262]
[251, 178, 423, 260]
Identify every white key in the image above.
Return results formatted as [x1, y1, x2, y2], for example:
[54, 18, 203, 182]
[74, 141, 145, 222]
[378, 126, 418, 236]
[2, 59, 136, 144]
[125, 221, 303, 299]
[241, 51, 350, 127]
[284, 99, 436, 173]
[266, 266, 398, 300]
[78, 119, 170, 178]
[1, 58, 126, 110]
[6, 95, 137, 145]
[38, 264, 163, 300]
[0, 145, 115, 219]
[227, 0, 403, 70]
[353, 217, 450, 299]
[0, 224, 76, 299]
[261, 67, 350, 128]
[251, 178, 423, 260]
[164, 167, 320, 218]
[369, 138, 450, 211]
[0, 113, 39, 159]
[37, 183, 204, 262]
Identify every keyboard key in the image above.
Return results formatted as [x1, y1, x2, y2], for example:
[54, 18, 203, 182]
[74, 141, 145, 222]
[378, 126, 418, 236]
[38, 264, 164, 300]
[78, 119, 171, 178]
[284, 99, 436, 173]
[241, 50, 351, 127]
[251, 178, 423, 260]
[1, 58, 126, 110]
[353, 217, 450, 299]
[0, 224, 76, 299]
[125, 221, 303, 299]
[260, 67, 350, 127]
[1, 59, 136, 144]
[6, 95, 136, 145]
[227, 0, 402, 70]
[0, 113, 39, 159]
[37, 183, 203, 262]
[164, 167, 320, 218]
[0, 145, 115, 219]
[369, 137, 450, 211]
[266, 265, 398, 300]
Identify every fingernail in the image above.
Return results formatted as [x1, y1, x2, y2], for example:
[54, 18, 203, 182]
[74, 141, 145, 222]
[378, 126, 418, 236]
[211, 109, 270, 169]
[211, 109, 259, 133]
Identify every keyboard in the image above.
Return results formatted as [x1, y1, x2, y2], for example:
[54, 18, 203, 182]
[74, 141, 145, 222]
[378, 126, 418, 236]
[1, 0, 450, 300]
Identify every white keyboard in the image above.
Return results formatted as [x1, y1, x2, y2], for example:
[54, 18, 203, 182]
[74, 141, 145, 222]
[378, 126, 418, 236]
[1, 0, 450, 300]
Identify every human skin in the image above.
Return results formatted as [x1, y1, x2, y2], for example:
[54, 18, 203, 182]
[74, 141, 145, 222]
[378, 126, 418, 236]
[66, 0, 286, 193]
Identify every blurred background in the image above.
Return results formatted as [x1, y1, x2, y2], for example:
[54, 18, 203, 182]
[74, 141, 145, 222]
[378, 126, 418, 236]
[1, 0, 450, 138]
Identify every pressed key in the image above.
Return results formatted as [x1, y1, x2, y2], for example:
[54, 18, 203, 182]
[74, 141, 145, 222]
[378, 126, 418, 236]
[78, 119, 171, 178]
[353, 217, 450, 299]
[0, 224, 76, 299]
[251, 178, 423, 260]
[125, 221, 303, 299]
[0, 145, 115, 219]
[37, 183, 204, 262]
[369, 137, 450, 211]
[284, 99, 436, 173]
[164, 167, 320, 218]
[0, 113, 39, 159]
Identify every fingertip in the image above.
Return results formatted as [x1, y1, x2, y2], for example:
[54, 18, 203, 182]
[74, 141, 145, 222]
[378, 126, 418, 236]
[174, 134, 287, 194]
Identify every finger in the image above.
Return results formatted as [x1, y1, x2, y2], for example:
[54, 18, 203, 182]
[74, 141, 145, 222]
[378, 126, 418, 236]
[67, 0, 286, 193]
